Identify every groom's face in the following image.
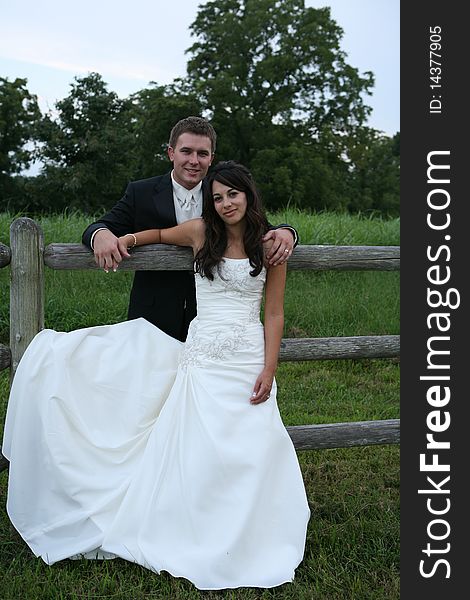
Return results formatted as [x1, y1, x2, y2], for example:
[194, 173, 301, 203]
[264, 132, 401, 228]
[168, 133, 214, 190]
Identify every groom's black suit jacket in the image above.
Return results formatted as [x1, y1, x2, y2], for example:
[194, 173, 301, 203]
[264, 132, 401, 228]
[82, 172, 197, 341]
[82, 171, 297, 342]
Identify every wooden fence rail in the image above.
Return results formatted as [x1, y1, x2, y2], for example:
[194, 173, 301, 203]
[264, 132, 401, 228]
[44, 242, 400, 271]
[0, 217, 400, 472]
[0, 242, 10, 268]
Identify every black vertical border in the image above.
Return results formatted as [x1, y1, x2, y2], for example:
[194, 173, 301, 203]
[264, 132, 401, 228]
[401, 2, 467, 598]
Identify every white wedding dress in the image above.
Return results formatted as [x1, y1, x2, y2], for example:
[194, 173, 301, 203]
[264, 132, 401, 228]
[2, 258, 310, 590]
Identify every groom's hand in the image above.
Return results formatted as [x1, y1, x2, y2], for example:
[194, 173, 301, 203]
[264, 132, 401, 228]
[93, 229, 130, 273]
[263, 229, 293, 266]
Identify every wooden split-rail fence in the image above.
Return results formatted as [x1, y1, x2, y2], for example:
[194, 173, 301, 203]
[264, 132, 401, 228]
[0, 217, 400, 473]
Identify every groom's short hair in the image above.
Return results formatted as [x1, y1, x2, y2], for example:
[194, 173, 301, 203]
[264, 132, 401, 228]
[169, 116, 217, 153]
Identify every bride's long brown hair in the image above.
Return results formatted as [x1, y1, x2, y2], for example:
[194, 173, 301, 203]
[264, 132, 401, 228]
[194, 161, 269, 280]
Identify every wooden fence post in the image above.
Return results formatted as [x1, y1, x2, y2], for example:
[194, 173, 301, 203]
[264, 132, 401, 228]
[9, 218, 44, 382]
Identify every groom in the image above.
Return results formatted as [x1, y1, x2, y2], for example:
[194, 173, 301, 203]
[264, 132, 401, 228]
[82, 116, 297, 341]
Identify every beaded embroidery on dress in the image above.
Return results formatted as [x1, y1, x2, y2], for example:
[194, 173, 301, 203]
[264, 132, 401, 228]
[3, 258, 310, 590]
[179, 258, 264, 369]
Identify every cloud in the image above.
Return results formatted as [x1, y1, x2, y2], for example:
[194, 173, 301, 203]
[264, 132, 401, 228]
[0, 27, 179, 85]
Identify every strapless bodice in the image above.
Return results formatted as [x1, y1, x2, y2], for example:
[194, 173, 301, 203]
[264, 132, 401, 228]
[194, 257, 266, 325]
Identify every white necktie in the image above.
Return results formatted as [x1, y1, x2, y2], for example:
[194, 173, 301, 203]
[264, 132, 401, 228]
[177, 193, 197, 211]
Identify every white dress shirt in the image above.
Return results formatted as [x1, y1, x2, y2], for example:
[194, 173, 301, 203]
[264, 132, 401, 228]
[171, 172, 203, 224]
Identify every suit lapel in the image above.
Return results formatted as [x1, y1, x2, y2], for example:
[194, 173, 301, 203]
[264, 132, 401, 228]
[153, 172, 177, 227]
[201, 177, 209, 200]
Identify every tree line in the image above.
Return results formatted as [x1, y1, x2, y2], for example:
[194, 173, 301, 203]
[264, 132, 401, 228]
[0, 0, 399, 216]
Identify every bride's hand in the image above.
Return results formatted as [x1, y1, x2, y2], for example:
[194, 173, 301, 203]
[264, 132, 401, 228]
[250, 369, 274, 404]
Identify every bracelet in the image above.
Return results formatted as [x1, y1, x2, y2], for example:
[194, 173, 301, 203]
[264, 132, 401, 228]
[125, 233, 137, 248]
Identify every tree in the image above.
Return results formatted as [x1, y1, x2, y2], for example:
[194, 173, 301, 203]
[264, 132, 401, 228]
[38, 73, 136, 212]
[130, 83, 202, 179]
[0, 77, 40, 200]
[182, 0, 384, 213]
[250, 141, 349, 211]
[344, 128, 400, 215]
[185, 0, 374, 164]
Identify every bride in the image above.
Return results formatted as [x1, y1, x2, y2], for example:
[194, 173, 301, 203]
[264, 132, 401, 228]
[2, 161, 310, 590]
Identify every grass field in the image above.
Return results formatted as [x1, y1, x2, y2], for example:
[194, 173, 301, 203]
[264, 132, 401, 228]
[0, 210, 400, 599]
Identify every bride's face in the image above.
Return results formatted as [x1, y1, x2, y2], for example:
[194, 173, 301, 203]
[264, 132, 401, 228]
[212, 181, 248, 225]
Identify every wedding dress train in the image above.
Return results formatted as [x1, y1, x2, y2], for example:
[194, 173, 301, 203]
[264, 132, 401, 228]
[3, 258, 310, 590]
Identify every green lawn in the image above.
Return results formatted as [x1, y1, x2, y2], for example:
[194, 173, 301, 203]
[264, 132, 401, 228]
[0, 211, 399, 599]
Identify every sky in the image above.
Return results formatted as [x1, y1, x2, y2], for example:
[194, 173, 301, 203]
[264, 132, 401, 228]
[1, 0, 399, 136]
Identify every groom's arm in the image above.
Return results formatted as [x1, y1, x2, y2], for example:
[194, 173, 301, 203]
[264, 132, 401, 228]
[264, 223, 299, 266]
[82, 183, 138, 271]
